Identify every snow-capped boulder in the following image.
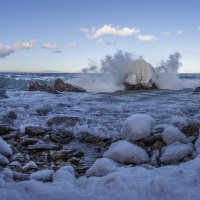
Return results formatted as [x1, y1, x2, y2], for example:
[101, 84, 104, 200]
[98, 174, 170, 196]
[162, 126, 188, 145]
[86, 158, 119, 177]
[121, 114, 154, 141]
[0, 137, 12, 157]
[30, 169, 54, 182]
[160, 142, 193, 164]
[103, 140, 149, 164]
[124, 59, 156, 87]
[22, 161, 38, 172]
[0, 154, 9, 165]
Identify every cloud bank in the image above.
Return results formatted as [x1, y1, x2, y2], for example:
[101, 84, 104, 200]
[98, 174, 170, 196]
[14, 40, 37, 50]
[42, 43, 58, 49]
[0, 44, 15, 58]
[136, 34, 157, 41]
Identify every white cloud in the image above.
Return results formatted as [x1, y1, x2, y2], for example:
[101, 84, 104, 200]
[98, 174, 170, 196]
[68, 41, 77, 48]
[136, 34, 157, 42]
[81, 24, 140, 38]
[14, 40, 37, 50]
[97, 39, 116, 45]
[176, 29, 183, 35]
[163, 31, 172, 36]
[0, 44, 15, 58]
[42, 43, 58, 49]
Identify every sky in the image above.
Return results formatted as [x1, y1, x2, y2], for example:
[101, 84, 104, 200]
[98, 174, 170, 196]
[0, 0, 200, 73]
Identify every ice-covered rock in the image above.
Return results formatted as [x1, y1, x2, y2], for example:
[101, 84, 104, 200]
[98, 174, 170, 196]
[86, 158, 119, 177]
[0, 168, 13, 181]
[195, 133, 200, 154]
[160, 142, 193, 164]
[53, 166, 75, 183]
[22, 161, 38, 172]
[9, 161, 22, 171]
[30, 169, 54, 182]
[0, 154, 9, 165]
[0, 137, 12, 157]
[171, 115, 188, 128]
[103, 140, 149, 164]
[162, 126, 188, 145]
[121, 114, 154, 141]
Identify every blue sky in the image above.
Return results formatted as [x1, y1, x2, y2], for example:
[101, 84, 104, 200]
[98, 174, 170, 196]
[0, 0, 200, 73]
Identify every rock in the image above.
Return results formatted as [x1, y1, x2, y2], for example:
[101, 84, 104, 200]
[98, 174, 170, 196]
[11, 153, 25, 163]
[1, 132, 18, 140]
[0, 137, 12, 157]
[121, 114, 154, 141]
[13, 171, 30, 181]
[4, 111, 17, 120]
[69, 157, 80, 165]
[124, 82, 157, 91]
[9, 161, 22, 171]
[53, 78, 86, 93]
[20, 136, 38, 146]
[50, 134, 71, 144]
[47, 116, 80, 127]
[25, 126, 46, 137]
[22, 161, 38, 172]
[193, 87, 200, 94]
[0, 154, 9, 166]
[150, 150, 160, 165]
[160, 142, 193, 164]
[181, 124, 200, 136]
[28, 81, 61, 94]
[72, 151, 84, 158]
[162, 126, 188, 145]
[103, 140, 149, 164]
[36, 107, 53, 116]
[86, 158, 118, 177]
[29, 169, 54, 182]
[50, 150, 72, 161]
[0, 89, 8, 98]
[0, 125, 17, 135]
[195, 134, 200, 154]
[28, 142, 61, 151]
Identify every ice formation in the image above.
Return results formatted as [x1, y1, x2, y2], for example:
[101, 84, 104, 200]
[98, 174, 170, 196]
[0, 137, 12, 157]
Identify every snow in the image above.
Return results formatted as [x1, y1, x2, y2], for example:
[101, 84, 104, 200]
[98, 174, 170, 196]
[86, 158, 119, 177]
[162, 126, 188, 145]
[29, 169, 54, 182]
[121, 114, 154, 141]
[0, 154, 9, 165]
[103, 140, 149, 164]
[0, 137, 12, 157]
[160, 142, 193, 164]
[195, 133, 200, 154]
[22, 161, 38, 172]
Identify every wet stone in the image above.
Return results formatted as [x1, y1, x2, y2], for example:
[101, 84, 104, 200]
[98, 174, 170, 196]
[28, 142, 61, 151]
[25, 126, 46, 137]
[20, 136, 38, 146]
[181, 124, 200, 136]
[11, 153, 25, 163]
[5, 111, 17, 120]
[47, 116, 80, 127]
[0, 124, 17, 135]
[9, 161, 22, 171]
[36, 107, 53, 116]
[1, 132, 19, 140]
[50, 134, 71, 144]
[50, 150, 72, 161]
[72, 151, 84, 158]
[69, 157, 80, 166]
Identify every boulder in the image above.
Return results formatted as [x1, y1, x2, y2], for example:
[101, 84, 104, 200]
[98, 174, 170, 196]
[193, 87, 200, 94]
[53, 78, 86, 92]
[0, 125, 17, 135]
[103, 140, 149, 164]
[25, 126, 46, 137]
[29, 169, 54, 182]
[22, 161, 38, 172]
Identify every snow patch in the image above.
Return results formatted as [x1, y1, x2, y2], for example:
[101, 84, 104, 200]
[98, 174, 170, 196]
[0, 137, 12, 157]
[30, 169, 54, 182]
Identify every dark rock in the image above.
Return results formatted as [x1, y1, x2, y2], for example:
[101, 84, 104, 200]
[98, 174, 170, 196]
[193, 87, 200, 94]
[50, 134, 71, 144]
[4, 111, 17, 120]
[25, 126, 46, 137]
[1, 132, 18, 140]
[11, 153, 26, 163]
[47, 116, 80, 127]
[181, 124, 200, 136]
[36, 107, 53, 116]
[28, 142, 61, 151]
[72, 150, 84, 158]
[0, 89, 8, 98]
[69, 157, 80, 165]
[53, 78, 86, 93]
[0, 154, 9, 166]
[28, 81, 61, 94]
[49, 150, 72, 161]
[9, 161, 22, 171]
[20, 136, 38, 146]
[0, 124, 17, 135]
[124, 82, 158, 91]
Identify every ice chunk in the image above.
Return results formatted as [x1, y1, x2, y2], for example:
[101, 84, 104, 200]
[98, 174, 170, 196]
[160, 142, 193, 164]
[86, 158, 119, 177]
[162, 126, 188, 145]
[0, 137, 12, 157]
[30, 169, 54, 182]
[103, 140, 149, 164]
[121, 114, 154, 141]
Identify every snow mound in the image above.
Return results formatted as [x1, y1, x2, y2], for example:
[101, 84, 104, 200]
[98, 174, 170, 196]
[30, 169, 54, 182]
[0, 137, 12, 157]
[121, 114, 154, 141]
[103, 140, 149, 164]
[160, 142, 193, 164]
[86, 158, 119, 177]
[22, 161, 38, 172]
[162, 126, 188, 145]
[53, 166, 75, 183]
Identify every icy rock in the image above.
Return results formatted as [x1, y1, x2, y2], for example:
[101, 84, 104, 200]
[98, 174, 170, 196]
[160, 142, 193, 164]
[22, 161, 38, 172]
[20, 136, 38, 146]
[171, 115, 188, 128]
[0, 154, 9, 166]
[30, 169, 54, 182]
[150, 150, 160, 165]
[0, 137, 12, 157]
[0, 168, 13, 181]
[11, 153, 25, 163]
[25, 126, 46, 137]
[193, 86, 200, 94]
[121, 114, 154, 141]
[86, 158, 118, 177]
[195, 134, 200, 154]
[103, 140, 149, 164]
[162, 126, 188, 145]
[9, 161, 22, 171]
[53, 166, 75, 183]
